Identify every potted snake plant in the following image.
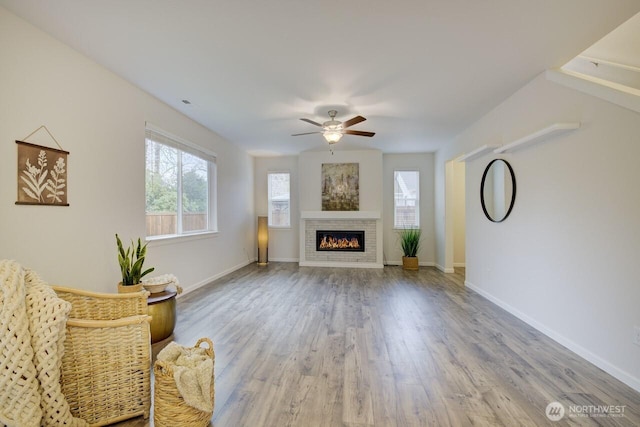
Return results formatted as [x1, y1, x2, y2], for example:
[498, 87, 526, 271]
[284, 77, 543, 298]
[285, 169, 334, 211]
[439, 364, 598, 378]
[116, 234, 154, 293]
[399, 227, 422, 271]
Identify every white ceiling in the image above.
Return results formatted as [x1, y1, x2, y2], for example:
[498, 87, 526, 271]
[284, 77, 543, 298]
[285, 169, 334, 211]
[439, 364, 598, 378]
[2, 1, 639, 156]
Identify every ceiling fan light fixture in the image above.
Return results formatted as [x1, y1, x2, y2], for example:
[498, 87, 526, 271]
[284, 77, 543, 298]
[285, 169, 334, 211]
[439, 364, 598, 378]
[294, 110, 372, 148]
[323, 130, 343, 144]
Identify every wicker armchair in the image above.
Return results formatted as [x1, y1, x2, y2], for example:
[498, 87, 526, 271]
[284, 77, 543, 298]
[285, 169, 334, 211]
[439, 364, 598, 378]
[52, 286, 152, 426]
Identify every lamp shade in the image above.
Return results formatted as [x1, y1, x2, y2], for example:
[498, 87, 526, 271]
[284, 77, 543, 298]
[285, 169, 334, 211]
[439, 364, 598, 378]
[323, 130, 343, 144]
[257, 216, 268, 265]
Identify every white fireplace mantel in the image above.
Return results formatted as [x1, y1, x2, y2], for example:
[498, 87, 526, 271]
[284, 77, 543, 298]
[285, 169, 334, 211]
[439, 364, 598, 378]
[300, 211, 380, 220]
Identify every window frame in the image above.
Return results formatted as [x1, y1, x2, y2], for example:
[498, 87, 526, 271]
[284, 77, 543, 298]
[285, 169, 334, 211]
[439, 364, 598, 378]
[393, 169, 420, 229]
[145, 123, 217, 240]
[267, 171, 291, 228]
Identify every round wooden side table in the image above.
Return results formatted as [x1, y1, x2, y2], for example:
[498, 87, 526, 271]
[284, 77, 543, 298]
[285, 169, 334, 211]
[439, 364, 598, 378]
[148, 290, 177, 343]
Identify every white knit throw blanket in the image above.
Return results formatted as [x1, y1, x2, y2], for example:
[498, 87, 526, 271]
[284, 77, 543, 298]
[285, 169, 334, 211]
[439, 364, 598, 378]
[0, 260, 87, 427]
[157, 341, 214, 412]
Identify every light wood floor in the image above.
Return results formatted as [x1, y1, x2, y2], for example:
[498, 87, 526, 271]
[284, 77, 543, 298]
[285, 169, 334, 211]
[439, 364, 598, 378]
[117, 263, 640, 426]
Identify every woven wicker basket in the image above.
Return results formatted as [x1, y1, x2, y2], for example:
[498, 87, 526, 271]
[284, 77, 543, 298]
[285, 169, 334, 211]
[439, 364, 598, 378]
[53, 286, 152, 426]
[54, 286, 148, 320]
[154, 338, 215, 427]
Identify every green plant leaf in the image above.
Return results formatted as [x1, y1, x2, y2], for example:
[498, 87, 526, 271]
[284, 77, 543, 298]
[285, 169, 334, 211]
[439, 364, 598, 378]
[136, 238, 142, 259]
[140, 267, 155, 280]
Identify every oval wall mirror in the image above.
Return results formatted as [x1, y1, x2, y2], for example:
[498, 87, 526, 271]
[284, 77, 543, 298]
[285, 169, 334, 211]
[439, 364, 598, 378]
[480, 159, 516, 223]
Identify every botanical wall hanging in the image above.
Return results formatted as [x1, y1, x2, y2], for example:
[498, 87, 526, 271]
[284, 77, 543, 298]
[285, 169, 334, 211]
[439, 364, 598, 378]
[321, 162, 359, 211]
[15, 126, 69, 206]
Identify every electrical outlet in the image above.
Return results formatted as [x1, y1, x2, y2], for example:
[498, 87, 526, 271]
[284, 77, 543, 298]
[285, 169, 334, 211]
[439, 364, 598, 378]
[634, 326, 640, 346]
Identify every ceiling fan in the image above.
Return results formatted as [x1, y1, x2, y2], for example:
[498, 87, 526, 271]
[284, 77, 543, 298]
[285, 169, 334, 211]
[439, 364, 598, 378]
[292, 110, 375, 147]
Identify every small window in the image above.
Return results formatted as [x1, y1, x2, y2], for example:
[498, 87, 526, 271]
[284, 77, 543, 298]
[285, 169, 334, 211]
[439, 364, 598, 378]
[268, 172, 290, 227]
[145, 126, 217, 237]
[394, 170, 420, 228]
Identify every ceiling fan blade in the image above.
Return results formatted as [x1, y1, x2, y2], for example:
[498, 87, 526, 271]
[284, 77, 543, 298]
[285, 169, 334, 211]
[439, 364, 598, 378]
[342, 115, 366, 128]
[292, 131, 322, 136]
[344, 130, 375, 137]
[300, 118, 323, 127]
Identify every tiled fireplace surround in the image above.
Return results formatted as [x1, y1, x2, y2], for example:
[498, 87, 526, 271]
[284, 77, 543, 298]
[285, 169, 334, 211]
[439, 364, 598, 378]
[299, 211, 383, 268]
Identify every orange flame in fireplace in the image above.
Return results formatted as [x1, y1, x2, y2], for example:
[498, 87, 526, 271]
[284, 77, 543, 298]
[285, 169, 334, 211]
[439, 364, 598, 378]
[319, 236, 361, 250]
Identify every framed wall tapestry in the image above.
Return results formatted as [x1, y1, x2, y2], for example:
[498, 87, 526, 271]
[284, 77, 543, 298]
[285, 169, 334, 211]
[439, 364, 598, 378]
[321, 162, 359, 211]
[16, 140, 69, 206]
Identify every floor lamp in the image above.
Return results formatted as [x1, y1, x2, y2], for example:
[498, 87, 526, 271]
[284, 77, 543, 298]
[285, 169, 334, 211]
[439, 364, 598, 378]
[257, 216, 268, 265]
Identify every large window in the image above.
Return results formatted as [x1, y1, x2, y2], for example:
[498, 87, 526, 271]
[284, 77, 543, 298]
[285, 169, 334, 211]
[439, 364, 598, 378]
[394, 170, 419, 228]
[145, 125, 217, 237]
[268, 172, 290, 227]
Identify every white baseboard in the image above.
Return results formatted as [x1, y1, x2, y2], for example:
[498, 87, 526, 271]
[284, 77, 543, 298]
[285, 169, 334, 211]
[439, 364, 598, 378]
[269, 258, 299, 262]
[299, 261, 384, 269]
[179, 258, 255, 297]
[453, 262, 466, 268]
[435, 263, 455, 273]
[465, 280, 640, 393]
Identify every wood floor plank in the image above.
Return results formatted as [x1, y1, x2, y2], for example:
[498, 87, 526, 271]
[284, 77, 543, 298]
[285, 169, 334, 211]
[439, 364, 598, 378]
[114, 263, 640, 427]
[343, 327, 374, 425]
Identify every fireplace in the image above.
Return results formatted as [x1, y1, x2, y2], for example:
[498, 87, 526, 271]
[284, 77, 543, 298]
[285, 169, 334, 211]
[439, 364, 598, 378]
[301, 212, 381, 268]
[316, 230, 365, 252]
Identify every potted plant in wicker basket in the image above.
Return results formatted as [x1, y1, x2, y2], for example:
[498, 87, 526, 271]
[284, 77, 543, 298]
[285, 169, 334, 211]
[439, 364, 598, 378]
[399, 227, 422, 271]
[116, 233, 154, 293]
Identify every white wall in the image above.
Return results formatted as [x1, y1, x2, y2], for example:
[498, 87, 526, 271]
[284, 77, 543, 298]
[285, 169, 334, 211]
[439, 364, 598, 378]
[435, 72, 640, 391]
[254, 156, 299, 262]
[0, 7, 254, 293]
[382, 153, 435, 266]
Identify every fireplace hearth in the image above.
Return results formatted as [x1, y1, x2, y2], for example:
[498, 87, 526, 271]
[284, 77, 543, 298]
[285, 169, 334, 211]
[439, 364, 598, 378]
[316, 230, 365, 252]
